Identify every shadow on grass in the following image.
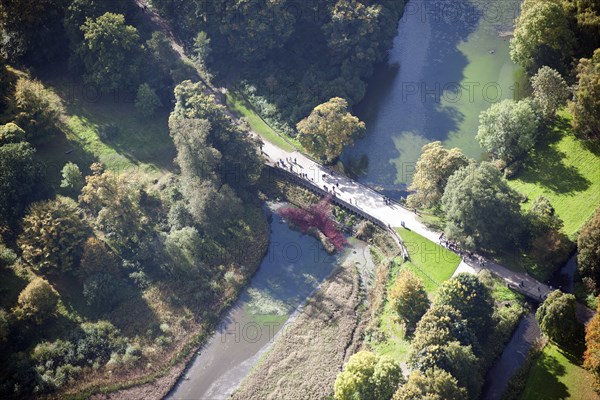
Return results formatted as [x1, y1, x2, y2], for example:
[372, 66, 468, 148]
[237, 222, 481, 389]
[530, 350, 570, 399]
[517, 118, 590, 195]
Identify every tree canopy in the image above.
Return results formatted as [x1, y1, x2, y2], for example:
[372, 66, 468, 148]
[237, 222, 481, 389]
[389, 269, 430, 333]
[407, 142, 469, 209]
[531, 66, 571, 119]
[536, 290, 582, 345]
[79, 12, 142, 93]
[441, 162, 523, 251]
[334, 351, 405, 400]
[14, 277, 59, 324]
[393, 369, 467, 400]
[578, 210, 600, 293]
[510, 0, 576, 74]
[434, 273, 495, 341]
[476, 99, 539, 165]
[570, 49, 600, 140]
[18, 197, 89, 274]
[297, 97, 365, 163]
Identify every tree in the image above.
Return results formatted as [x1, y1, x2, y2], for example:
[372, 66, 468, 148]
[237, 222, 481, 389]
[14, 277, 59, 324]
[14, 77, 62, 140]
[193, 31, 212, 65]
[578, 210, 600, 292]
[570, 49, 600, 140]
[79, 164, 146, 250]
[79, 12, 142, 93]
[0, 308, 8, 341]
[536, 290, 582, 345]
[407, 142, 469, 209]
[0, 123, 25, 145]
[560, 0, 600, 54]
[79, 237, 119, 278]
[0, 142, 43, 226]
[220, 0, 295, 62]
[531, 66, 571, 119]
[389, 269, 430, 333]
[334, 351, 405, 400]
[393, 369, 467, 400]
[584, 300, 600, 389]
[510, 0, 576, 74]
[476, 99, 539, 165]
[297, 97, 365, 163]
[18, 197, 89, 274]
[441, 162, 523, 251]
[60, 162, 84, 196]
[408, 342, 481, 399]
[434, 273, 494, 341]
[411, 304, 480, 356]
[526, 197, 571, 270]
[82, 272, 121, 312]
[135, 83, 161, 117]
[163, 227, 209, 279]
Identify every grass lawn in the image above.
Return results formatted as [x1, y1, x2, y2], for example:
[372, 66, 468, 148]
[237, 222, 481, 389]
[508, 111, 600, 238]
[396, 227, 461, 295]
[34, 76, 175, 187]
[225, 91, 298, 152]
[520, 343, 599, 400]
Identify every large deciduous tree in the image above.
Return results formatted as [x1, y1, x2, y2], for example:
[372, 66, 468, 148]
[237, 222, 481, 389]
[434, 273, 494, 341]
[578, 210, 600, 293]
[14, 77, 62, 141]
[407, 142, 469, 209]
[19, 197, 89, 274]
[79, 12, 143, 93]
[510, 0, 576, 75]
[570, 49, 600, 140]
[389, 269, 430, 333]
[297, 97, 365, 163]
[411, 304, 480, 356]
[531, 66, 571, 119]
[476, 99, 539, 165]
[393, 369, 467, 400]
[441, 162, 523, 251]
[536, 290, 582, 345]
[584, 300, 600, 389]
[334, 351, 405, 400]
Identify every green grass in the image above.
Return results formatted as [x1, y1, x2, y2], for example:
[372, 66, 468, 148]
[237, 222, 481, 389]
[35, 76, 175, 186]
[225, 91, 298, 152]
[508, 111, 600, 238]
[520, 343, 599, 400]
[396, 227, 461, 295]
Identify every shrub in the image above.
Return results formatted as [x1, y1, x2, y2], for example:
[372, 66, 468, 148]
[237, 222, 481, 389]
[135, 83, 161, 117]
[14, 277, 59, 324]
[60, 162, 84, 196]
[82, 273, 122, 312]
[0, 122, 26, 145]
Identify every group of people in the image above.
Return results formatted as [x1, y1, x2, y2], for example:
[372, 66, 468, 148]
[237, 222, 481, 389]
[439, 234, 487, 267]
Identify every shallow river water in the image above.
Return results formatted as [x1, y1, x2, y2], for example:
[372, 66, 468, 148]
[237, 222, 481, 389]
[166, 204, 372, 399]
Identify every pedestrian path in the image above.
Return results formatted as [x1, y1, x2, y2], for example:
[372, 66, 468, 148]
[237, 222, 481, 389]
[261, 140, 555, 302]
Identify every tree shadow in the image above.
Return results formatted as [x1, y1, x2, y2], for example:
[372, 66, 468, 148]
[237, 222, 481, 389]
[517, 128, 591, 194]
[531, 351, 570, 399]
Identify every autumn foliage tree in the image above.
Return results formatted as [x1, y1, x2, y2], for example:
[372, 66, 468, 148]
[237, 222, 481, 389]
[584, 299, 600, 391]
[334, 351, 405, 400]
[14, 277, 59, 324]
[297, 97, 365, 163]
[18, 197, 89, 274]
[389, 269, 430, 333]
[407, 142, 469, 209]
[570, 49, 600, 140]
[578, 209, 600, 293]
[393, 369, 467, 400]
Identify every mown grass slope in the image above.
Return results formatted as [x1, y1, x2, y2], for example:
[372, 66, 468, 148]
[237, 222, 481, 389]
[508, 111, 600, 238]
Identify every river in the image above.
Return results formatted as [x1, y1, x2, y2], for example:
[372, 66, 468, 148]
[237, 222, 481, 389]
[342, 0, 524, 193]
[166, 204, 372, 399]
